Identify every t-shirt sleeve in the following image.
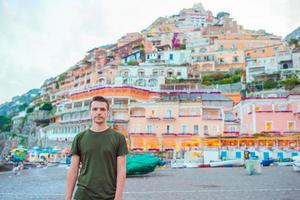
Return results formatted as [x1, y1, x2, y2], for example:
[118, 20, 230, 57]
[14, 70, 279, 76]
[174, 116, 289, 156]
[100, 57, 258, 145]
[117, 134, 128, 157]
[71, 134, 80, 156]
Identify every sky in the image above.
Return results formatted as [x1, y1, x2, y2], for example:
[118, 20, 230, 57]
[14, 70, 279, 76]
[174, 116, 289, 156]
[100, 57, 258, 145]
[0, 0, 299, 104]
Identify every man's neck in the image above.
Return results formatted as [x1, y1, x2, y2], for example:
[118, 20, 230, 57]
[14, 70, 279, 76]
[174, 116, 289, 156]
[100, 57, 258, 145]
[90, 123, 110, 133]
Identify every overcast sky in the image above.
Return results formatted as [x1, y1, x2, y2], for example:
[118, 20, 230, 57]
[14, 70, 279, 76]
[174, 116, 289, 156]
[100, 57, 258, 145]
[0, 0, 299, 104]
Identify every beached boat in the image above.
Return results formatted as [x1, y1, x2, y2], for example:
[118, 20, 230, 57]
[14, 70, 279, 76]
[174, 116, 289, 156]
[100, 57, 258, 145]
[183, 150, 203, 168]
[209, 159, 244, 167]
[292, 156, 300, 172]
[126, 153, 161, 175]
[171, 159, 185, 168]
[274, 158, 294, 166]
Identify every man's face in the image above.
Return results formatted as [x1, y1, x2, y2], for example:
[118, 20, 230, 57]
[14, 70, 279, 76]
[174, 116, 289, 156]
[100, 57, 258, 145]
[90, 101, 109, 125]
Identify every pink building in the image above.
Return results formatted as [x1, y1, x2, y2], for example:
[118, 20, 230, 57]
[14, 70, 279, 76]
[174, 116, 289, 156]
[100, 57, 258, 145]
[235, 95, 300, 136]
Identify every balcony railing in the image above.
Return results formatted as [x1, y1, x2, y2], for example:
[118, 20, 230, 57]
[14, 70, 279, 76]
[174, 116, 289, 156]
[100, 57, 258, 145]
[282, 130, 300, 135]
[111, 105, 128, 110]
[108, 118, 129, 123]
[260, 130, 282, 136]
[162, 132, 176, 136]
[129, 132, 156, 136]
[223, 131, 240, 137]
[162, 116, 176, 120]
[146, 116, 161, 120]
[202, 116, 222, 120]
[178, 115, 201, 117]
[130, 115, 146, 118]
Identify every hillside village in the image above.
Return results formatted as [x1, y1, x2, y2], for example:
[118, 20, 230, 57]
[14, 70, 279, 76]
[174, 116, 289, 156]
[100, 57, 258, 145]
[1, 3, 300, 155]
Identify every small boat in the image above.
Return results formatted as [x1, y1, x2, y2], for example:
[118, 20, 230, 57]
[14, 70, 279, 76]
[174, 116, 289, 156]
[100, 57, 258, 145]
[126, 153, 161, 175]
[171, 159, 185, 168]
[261, 159, 275, 167]
[293, 162, 300, 172]
[274, 158, 294, 166]
[292, 156, 300, 172]
[209, 159, 244, 167]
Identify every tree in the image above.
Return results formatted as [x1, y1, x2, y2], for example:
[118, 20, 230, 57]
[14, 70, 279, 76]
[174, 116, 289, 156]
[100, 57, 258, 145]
[279, 75, 300, 90]
[0, 115, 11, 132]
[18, 103, 28, 112]
[263, 80, 278, 90]
[216, 12, 230, 19]
[288, 38, 300, 48]
[26, 107, 35, 114]
[127, 61, 139, 66]
[39, 102, 53, 111]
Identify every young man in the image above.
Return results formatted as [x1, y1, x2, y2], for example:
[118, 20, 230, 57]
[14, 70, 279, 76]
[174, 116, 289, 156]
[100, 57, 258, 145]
[66, 96, 128, 200]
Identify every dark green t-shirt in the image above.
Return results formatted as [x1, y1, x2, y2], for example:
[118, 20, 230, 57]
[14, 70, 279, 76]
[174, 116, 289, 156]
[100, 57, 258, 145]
[71, 128, 128, 200]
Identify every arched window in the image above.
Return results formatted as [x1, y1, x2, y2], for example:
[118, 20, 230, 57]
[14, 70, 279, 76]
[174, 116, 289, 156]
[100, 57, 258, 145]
[135, 79, 146, 86]
[148, 79, 158, 87]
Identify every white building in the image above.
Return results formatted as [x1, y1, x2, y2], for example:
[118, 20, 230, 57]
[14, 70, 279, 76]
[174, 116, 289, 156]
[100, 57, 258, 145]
[115, 64, 188, 90]
[246, 56, 279, 83]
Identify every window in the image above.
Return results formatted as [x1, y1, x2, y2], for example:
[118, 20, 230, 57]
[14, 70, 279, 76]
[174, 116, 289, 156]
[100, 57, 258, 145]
[193, 125, 199, 134]
[229, 126, 236, 132]
[233, 56, 239, 63]
[219, 58, 224, 64]
[166, 125, 172, 133]
[147, 125, 153, 133]
[204, 125, 209, 134]
[219, 45, 224, 51]
[278, 104, 287, 111]
[288, 121, 295, 131]
[265, 121, 272, 131]
[169, 54, 173, 60]
[181, 125, 188, 133]
[166, 110, 172, 117]
[255, 106, 260, 112]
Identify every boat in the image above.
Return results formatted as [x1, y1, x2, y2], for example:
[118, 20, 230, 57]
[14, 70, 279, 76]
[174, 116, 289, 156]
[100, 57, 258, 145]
[126, 153, 161, 175]
[171, 159, 185, 168]
[183, 150, 203, 168]
[274, 158, 294, 166]
[261, 159, 275, 166]
[292, 156, 300, 172]
[293, 162, 300, 172]
[209, 159, 244, 167]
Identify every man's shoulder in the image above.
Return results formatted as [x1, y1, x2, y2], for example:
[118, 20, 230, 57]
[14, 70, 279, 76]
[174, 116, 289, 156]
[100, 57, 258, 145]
[74, 129, 90, 140]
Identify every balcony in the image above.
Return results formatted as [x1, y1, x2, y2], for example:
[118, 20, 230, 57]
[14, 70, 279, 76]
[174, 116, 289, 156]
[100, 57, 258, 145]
[177, 132, 193, 136]
[202, 116, 222, 120]
[162, 132, 177, 136]
[256, 110, 273, 113]
[129, 132, 156, 136]
[274, 110, 292, 113]
[282, 130, 300, 135]
[146, 116, 161, 120]
[162, 116, 176, 120]
[111, 104, 128, 110]
[223, 131, 240, 137]
[57, 106, 89, 115]
[260, 130, 281, 136]
[179, 115, 201, 117]
[108, 118, 129, 123]
[130, 115, 146, 118]
[60, 117, 91, 124]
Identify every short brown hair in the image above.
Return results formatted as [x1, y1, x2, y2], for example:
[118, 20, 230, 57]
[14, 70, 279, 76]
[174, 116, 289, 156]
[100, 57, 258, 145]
[89, 96, 109, 110]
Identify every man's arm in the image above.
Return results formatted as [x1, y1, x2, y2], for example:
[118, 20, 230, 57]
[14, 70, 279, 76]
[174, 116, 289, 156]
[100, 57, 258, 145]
[66, 155, 80, 200]
[114, 155, 126, 200]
